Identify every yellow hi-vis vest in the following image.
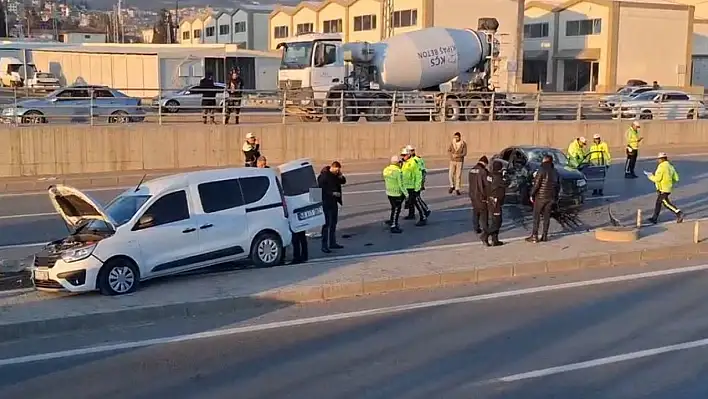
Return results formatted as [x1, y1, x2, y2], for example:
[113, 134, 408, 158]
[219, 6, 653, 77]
[383, 164, 406, 197]
[649, 160, 679, 193]
[401, 158, 422, 191]
[589, 141, 611, 165]
[626, 128, 641, 150]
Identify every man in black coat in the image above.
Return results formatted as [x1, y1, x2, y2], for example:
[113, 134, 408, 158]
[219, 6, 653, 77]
[198, 73, 217, 124]
[317, 161, 346, 253]
[486, 160, 509, 247]
[526, 155, 560, 243]
[225, 68, 243, 124]
[468, 156, 489, 240]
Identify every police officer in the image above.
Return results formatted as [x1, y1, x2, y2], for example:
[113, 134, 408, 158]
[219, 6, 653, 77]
[625, 121, 643, 178]
[567, 137, 587, 168]
[401, 148, 427, 226]
[526, 154, 560, 243]
[647, 152, 684, 224]
[383, 155, 408, 234]
[486, 160, 509, 247]
[224, 67, 243, 124]
[589, 133, 611, 196]
[404, 144, 431, 219]
[468, 156, 490, 237]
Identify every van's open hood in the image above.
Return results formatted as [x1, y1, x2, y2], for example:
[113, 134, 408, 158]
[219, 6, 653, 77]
[48, 185, 117, 230]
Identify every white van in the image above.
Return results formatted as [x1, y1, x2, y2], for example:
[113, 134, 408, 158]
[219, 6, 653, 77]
[32, 163, 325, 295]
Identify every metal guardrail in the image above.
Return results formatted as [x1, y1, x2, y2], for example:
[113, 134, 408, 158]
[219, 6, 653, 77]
[1, 87, 706, 126]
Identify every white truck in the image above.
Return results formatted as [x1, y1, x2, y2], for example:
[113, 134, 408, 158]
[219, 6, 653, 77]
[0, 57, 38, 88]
[275, 18, 526, 122]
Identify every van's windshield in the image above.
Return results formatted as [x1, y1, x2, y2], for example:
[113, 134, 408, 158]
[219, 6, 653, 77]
[83, 194, 151, 231]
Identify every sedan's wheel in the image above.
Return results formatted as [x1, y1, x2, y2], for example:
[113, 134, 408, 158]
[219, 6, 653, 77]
[640, 110, 653, 120]
[164, 100, 180, 113]
[98, 258, 140, 296]
[251, 233, 283, 268]
[21, 110, 45, 124]
[109, 111, 129, 124]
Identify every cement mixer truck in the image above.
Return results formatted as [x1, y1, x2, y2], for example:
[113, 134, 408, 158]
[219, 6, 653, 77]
[276, 18, 526, 122]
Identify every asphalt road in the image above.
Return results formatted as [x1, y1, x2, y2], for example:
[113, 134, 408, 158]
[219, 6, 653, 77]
[2, 260, 708, 398]
[2, 153, 708, 262]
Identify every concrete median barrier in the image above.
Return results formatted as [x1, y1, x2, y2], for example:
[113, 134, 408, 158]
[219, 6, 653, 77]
[1, 120, 708, 178]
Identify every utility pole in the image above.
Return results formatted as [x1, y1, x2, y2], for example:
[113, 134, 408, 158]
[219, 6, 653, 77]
[381, 0, 393, 39]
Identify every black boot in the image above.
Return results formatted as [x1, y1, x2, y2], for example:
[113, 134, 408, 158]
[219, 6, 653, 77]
[480, 232, 491, 247]
[525, 235, 538, 243]
[390, 226, 403, 234]
[415, 219, 427, 227]
[598, 189, 604, 196]
[540, 234, 549, 242]
[491, 234, 504, 246]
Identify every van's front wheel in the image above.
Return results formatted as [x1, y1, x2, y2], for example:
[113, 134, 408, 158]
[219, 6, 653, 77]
[251, 232, 283, 268]
[97, 258, 140, 296]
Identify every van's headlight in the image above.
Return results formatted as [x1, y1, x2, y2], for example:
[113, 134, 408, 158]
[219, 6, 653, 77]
[61, 243, 97, 263]
[576, 179, 587, 187]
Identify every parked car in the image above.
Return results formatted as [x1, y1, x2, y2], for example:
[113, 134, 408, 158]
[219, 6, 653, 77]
[491, 146, 588, 209]
[26, 72, 61, 92]
[32, 161, 325, 295]
[611, 90, 707, 120]
[598, 85, 654, 110]
[1, 85, 146, 124]
[151, 83, 227, 113]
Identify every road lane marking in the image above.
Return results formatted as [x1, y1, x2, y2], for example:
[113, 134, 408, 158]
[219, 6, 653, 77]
[2, 263, 708, 367]
[484, 336, 708, 384]
[0, 212, 55, 220]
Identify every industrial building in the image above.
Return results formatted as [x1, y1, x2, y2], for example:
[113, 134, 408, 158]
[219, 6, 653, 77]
[178, 4, 273, 51]
[0, 43, 280, 97]
[269, 0, 525, 92]
[523, 0, 694, 92]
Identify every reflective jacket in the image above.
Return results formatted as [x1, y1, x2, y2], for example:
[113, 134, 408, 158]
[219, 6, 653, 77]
[383, 164, 407, 197]
[626, 127, 641, 150]
[413, 155, 427, 182]
[649, 160, 679, 193]
[567, 140, 586, 168]
[402, 158, 422, 191]
[589, 141, 611, 166]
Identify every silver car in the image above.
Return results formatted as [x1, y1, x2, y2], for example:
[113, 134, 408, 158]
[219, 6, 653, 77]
[1, 85, 146, 124]
[151, 83, 226, 113]
[598, 86, 655, 110]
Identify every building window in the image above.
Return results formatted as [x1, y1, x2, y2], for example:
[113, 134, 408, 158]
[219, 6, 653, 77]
[523, 23, 549, 39]
[205, 26, 215, 37]
[84, 34, 91, 39]
[193, 29, 201, 39]
[219, 24, 229, 35]
[234, 21, 246, 33]
[353, 14, 377, 32]
[323, 19, 342, 33]
[296, 23, 314, 35]
[274, 25, 288, 39]
[393, 9, 417, 28]
[182, 30, 190, 40]
[566, 18, 601, 36]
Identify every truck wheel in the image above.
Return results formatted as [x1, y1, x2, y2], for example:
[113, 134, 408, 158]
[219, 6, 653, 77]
[443, 99, 462, 121]
[463, 100, 487, 121]
[325, 95, 357, 122]
[365, 98, 392, 122]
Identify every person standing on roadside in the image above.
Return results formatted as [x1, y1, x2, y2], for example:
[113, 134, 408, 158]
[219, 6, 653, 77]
[468, 156, 490, 237]
[224, 67, 243, 125]
[401, 148, 427, 226]
[290, 229, 308, 265]
[318, 161, 346, 253]
[647, 152, 684, 224]
[526, 154, 560, 243]
[486, 160, 509, 247]
[198, 73, 217, 124]
[405, 144, 431, 219]
[447, 132, 467, 195]
[243, 133, 260, 167]
[625, 121, 643, 178]
[383, 155, 407, 234]
[589, 133, 611, 196]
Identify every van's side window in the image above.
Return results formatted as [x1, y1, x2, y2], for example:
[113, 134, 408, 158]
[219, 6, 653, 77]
[143, 191, 190, 227]
[240, 176, 270, 204]
[198, 178, 245, 213]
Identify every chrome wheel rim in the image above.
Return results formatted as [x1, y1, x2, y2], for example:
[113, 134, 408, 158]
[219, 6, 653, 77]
[257, 238, 279, 263]
[108, 266, 135, 293]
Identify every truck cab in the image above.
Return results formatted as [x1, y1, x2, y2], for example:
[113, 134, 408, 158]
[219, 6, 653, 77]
[276, 33, 345, 120]
[0, 57, 38, 88]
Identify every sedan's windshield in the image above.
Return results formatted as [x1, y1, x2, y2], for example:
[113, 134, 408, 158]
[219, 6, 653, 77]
[526, 149, 568, 166]
[617, 87, 633, 95]
[280, 42, 313, 69]
[632, 92, 658, 101]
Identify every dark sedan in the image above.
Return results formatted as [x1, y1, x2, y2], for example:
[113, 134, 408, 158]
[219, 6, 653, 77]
[491, 146, 588, 208]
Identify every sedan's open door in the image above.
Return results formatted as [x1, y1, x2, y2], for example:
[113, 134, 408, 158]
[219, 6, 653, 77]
[277, 159, 326, 233]
[577, 151, 607, 193]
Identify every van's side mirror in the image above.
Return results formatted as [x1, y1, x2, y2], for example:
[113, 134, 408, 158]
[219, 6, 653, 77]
[136, 215, 154, 229]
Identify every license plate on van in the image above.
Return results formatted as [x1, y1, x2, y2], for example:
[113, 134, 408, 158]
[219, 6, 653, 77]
[34, 270, 49, 281]
[297, 206, 323, 221]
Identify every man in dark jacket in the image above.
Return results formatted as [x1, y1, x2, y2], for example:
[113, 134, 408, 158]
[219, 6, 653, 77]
[526, 155, 560, 243]
[486, 160, 509, 247]
[198, 73, 217, 124]
[224, 68, 243, 124]
[317, 161, 346, 253]
[468, 156, 489, 237]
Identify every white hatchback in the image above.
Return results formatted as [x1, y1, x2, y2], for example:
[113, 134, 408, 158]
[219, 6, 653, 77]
[32, 162, 325, 295]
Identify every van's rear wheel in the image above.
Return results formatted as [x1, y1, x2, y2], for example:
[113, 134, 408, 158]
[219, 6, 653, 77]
[251, 232, 284, 268]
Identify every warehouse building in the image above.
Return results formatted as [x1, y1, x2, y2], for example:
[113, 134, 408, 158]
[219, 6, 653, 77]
[269, 0, 525, 92]
[178, 4, 273, 51]
[0, 43, 280, 97]
[523, 0, 694, 92]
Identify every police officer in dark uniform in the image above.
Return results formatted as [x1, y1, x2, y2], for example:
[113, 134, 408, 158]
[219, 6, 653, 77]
[486, 159, 509, 246]
[468, 156, 490, 241]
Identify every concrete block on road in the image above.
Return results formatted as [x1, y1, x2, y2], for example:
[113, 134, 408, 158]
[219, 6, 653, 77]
[668, 244, 700, 260]
[322, 281, 364, 300]
[610, 250, 643, 265]
[362, 278, 406, 295]
[402, 274, 442, 290]
[578, 254, 611, 269]
[477, 265, 513, 282]
[513, 261, 548, 276]
[440, 270, 478, 286]
[546, 258, 581, 272]
[641, 247, 671, 262]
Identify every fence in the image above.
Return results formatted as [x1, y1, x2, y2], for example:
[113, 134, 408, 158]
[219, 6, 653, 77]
[0, 86, 705, 126]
